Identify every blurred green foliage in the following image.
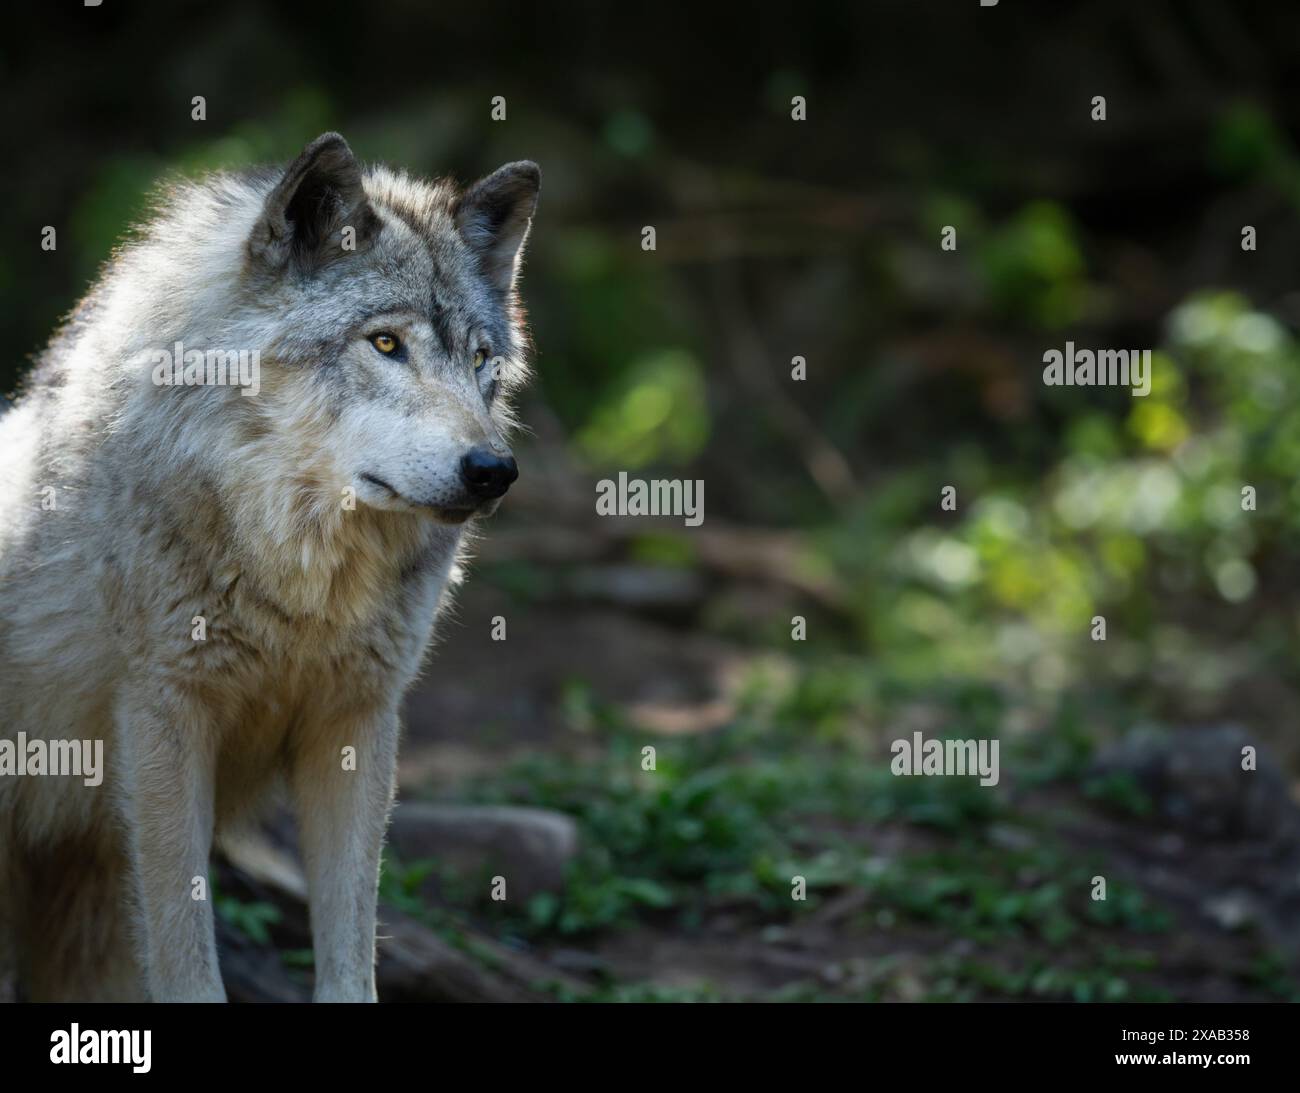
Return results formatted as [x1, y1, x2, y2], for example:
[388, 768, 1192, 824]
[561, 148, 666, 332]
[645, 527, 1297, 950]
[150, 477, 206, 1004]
[807, 289, 1300, 717]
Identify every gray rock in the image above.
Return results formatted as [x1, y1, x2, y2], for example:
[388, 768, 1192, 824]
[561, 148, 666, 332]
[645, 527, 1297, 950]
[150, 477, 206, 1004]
[388, 803, 580, 901]
[1201, 890, 1258, 931]
[1089, 726, 1299, 842]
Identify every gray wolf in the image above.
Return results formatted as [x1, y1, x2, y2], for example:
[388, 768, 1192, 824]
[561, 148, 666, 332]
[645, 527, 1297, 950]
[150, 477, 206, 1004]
[0, 133, 539, 1001]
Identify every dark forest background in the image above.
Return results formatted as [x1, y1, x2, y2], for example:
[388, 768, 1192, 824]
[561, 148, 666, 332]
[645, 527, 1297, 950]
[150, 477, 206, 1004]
[4, 0, 1300, 1001]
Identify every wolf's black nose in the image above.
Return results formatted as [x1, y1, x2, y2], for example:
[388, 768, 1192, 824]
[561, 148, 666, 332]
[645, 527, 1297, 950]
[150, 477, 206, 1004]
[461, 448, 518, 500]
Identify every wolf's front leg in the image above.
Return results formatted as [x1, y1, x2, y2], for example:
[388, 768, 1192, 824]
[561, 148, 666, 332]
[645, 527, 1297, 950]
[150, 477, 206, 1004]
[115, 685, 226, 1002]
[291, 708, 399, 1002]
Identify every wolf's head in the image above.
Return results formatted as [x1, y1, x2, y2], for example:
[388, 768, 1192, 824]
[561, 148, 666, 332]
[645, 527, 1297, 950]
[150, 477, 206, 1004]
[231, 132, 539, 526]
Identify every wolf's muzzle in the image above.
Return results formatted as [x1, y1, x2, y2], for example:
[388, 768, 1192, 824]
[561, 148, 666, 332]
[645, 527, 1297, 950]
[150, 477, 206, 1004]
[460, 448, 518, 500]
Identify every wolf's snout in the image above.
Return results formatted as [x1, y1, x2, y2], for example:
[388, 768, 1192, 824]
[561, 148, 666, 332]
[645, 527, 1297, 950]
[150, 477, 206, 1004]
[460, 448, 518, 500]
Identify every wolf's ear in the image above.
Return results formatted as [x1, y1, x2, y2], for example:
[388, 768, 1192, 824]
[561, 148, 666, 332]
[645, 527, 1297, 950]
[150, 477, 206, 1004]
[250, 132, 379, 271]
[454, 161, 540, 294]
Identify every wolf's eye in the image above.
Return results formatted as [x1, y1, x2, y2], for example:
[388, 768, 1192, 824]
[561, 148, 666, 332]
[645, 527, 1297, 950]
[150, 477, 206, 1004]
[473, 349, 487, 372]
[370, 333, 400, 355]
